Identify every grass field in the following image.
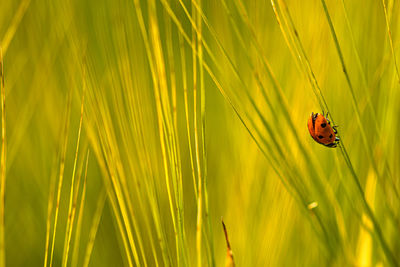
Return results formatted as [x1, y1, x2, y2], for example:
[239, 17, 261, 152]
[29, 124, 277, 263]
[1, 0, 400, 266]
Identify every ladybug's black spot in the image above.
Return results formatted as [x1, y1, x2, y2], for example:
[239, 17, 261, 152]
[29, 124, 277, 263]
[329, 134, 333, 138]
[318, 135, 324, 139]
[320, 123, 327, 128]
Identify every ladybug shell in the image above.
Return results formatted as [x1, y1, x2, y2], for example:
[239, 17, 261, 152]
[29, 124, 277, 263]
[307, 112, 337, 147]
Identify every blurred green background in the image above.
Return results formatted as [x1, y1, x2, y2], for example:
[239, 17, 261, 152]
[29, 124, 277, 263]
[0, 0, 399, 266]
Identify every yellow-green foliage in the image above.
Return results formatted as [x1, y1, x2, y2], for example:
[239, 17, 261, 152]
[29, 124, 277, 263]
[0, 0, 399, 266]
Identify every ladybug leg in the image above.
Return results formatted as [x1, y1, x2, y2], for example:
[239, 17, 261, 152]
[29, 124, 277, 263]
[334, 127, 340, 143]
[325, 111, 332, 124]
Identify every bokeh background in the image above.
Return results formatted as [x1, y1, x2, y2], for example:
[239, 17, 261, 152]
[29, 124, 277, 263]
[0, 0, 399, 266]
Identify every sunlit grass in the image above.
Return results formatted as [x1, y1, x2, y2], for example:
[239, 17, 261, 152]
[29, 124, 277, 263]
[0, 0, 400, 266]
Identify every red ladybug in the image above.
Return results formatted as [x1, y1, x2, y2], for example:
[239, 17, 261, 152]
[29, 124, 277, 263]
[307, 112, 339, 148]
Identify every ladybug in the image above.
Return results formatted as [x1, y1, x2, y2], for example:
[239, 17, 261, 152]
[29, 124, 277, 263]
[307, 112, 339, 148]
